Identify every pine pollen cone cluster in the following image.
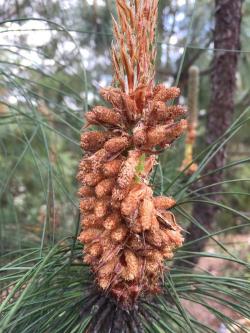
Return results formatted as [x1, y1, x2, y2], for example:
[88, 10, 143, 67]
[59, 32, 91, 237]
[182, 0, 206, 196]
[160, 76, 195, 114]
[77, 0, 186, 308]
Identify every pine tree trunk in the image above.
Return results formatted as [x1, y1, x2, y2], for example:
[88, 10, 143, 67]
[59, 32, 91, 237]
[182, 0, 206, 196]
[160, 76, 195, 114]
[181, 0, 243, 265]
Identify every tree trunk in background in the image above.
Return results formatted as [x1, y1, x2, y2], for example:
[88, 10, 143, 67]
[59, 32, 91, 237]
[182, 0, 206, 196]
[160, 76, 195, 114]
[181, 0, 243, 266]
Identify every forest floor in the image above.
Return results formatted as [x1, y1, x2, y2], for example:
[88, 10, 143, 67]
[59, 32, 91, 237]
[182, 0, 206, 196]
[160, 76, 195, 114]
[182, 233, 250, 332]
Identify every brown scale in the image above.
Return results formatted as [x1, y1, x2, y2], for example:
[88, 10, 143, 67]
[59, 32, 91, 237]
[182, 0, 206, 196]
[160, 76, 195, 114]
[77, 0, 186, 309]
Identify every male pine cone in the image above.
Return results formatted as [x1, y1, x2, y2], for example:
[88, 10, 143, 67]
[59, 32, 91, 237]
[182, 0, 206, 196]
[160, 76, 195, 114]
[77, 0, 186, 308]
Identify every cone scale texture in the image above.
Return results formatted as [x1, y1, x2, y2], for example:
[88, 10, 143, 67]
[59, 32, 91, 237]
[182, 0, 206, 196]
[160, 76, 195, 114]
[77, 0, 186, 308]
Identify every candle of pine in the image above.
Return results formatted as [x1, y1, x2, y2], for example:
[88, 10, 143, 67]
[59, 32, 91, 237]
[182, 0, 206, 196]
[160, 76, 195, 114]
[77, 0, 186, 308]
[180, 65, 200, 174]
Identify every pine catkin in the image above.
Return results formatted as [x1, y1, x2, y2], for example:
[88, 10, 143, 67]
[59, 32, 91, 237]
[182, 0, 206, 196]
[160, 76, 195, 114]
[188, 66, 200, 126]
[139, 197, 154, 231]
[180, 65, 200, 174]
[78, 185, 94, 197]
[80, 172, 104, 186]
[153, 196, 176, 210]
[81, 214, 101, 227]
[77, 0, 185, 309]
[104, 136, 130, 153]
[95, 178, 116, 198]
[103, 159, 124, 177]
[80, 131, 113, 152]
[103, 211, 121, 230]
[90, 106, 123, 126]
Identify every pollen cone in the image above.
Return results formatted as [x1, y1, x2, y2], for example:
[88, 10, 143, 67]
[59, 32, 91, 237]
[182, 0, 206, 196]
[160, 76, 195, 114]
[77, 0, 185, 309]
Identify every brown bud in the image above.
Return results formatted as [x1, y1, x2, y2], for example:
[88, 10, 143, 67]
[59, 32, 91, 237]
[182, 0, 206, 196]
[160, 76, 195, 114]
[145, 215, 162, 247]
[121, 250, 139, 281]
[117, 150, 141, 188]
[92, 106, 123, 126]
[145, 231, 162, 248]
[127, 235, 145, 251]
[80, 131, 112, 151]
[80, 172, 104, 186]
[85, 111, 98, 124]
[153, 84, 180, 102]
[76, 171, 85, 183]
[167, 105, 187, 120]
[160, 228, 171, 245]
[100, 86, 123, 109]
[98, 276, 111, 290]
[162, 246, 174, 260]
[79, 197, 96, 213]
[78, 159, 92, 173]
[95, 178, 116, 198]
[163, 119, 187, 144]
[152, 102, 186, 122]
[133, 123, 147, 147]
[153, 196, 176, 210]
[143, 249, 163, 263]
[146, 124, 172, 147]
[99, 242, 120, 262]
[111, 225, 128, 242]
[112, 186, 129, 203]
[141, 156, 156, 177]
[132, 85, 149, 109]
[89, 149, 108, 171]
[95, 198, 110, 218]
[145, 260, 161, 274]
[103, 211, 121, 230]
[78, 186, 94, 197]
[164, 229, 184, 248]
[121, 93, 140, 121]
[151, 215, 160, 232]
[81, 214, 102, 228]
[98, 258, 118, 277]
[78, 228, 101, 243]
[103, 158, 123, 177]
[121, 184, 151, 218]
[85, 243, 103, 257]
[139, 197, 154, 231]
[104, 136, 130, 154]
[131, 217, 143, 233]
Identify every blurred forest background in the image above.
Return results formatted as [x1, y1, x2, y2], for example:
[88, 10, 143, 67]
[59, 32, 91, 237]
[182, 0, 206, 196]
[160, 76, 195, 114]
[0, 0, 250, 331]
